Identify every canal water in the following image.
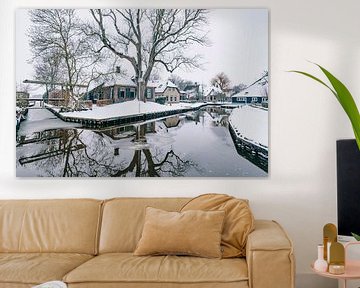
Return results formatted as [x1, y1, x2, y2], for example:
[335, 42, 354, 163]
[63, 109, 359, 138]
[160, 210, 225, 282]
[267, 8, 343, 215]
[16, 106, 267, 177]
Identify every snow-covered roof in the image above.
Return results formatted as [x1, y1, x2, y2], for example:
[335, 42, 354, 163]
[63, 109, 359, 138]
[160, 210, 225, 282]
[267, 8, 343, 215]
[204, 86, 222, 97]
[155, 80, 179, 93]
[147, 81, 158, 88]
[87, 81, 103, 92]
[95, 75, 158, 90]
[104, 74, 137, 87]
[232, 84, 268, 98]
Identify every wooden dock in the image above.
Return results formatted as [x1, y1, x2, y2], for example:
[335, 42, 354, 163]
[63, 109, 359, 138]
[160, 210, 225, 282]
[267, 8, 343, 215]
[46, 105, 203, 129]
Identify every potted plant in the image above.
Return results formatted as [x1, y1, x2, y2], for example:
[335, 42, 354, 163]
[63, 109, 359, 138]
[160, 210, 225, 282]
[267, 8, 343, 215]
[291, 64, 360, 240]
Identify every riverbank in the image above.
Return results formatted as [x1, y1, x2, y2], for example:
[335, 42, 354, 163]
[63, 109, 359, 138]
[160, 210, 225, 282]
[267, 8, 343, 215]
[45, 100, 228, 128]
[228, 105, 268, 157]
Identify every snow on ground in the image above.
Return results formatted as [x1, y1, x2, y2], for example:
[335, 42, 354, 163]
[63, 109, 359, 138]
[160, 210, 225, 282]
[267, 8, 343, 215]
[59, 100, 207, 120]
[17, 108, 81, 136]
[228, 105, 268, 148]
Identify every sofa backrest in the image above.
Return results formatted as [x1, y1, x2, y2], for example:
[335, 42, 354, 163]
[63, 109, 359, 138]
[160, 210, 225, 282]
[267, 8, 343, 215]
[99, 197, 190, 253]
[0, 199, 102, 255]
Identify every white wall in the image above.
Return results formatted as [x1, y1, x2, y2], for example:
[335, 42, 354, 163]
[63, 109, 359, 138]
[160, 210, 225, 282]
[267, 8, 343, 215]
[1, 0, 359, 287]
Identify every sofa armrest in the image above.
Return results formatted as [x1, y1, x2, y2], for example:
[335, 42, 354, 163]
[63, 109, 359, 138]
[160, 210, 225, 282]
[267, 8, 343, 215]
[246, 220, 295, 288]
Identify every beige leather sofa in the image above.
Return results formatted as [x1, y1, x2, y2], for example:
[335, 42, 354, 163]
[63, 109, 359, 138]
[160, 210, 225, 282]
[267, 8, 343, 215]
[0, 198, 295, 288]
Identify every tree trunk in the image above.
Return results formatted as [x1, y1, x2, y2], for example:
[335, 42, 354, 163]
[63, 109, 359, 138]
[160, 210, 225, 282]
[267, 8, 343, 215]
[139, 81, 146, 102]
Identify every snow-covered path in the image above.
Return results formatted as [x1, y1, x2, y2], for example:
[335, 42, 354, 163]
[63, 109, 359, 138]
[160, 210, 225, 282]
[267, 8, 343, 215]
[59, 100, 204, 120]
[17, 108, 80, 136]
[228, 105, 268, 149]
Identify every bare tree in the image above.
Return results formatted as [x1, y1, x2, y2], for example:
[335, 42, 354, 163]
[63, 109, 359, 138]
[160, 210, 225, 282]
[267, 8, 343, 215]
[168, 74, 194, 91]
[87, 9, 209, 101]
[211, 72, 231, 91]
[28, 9, 104, 106]
[210, 72, 231, 101]
[33, 53, 62, 91]
[232, 83, 247, 95]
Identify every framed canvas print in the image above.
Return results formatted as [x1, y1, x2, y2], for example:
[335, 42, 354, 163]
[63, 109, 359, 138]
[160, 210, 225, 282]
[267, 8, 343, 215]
[16, 8, 268, 177]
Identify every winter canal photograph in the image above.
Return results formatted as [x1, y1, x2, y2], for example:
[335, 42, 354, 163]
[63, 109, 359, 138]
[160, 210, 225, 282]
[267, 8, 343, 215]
[16, 9, 269, 177]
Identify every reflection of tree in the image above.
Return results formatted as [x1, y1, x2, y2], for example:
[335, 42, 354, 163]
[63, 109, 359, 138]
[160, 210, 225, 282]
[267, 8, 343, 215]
[111, 124, 196, 177]
[17, 122, 197, 177]
[111, 149, 194, 177]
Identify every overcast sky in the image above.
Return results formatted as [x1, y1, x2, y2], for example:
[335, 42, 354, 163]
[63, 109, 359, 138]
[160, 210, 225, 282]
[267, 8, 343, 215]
[16, 9, 268, 94]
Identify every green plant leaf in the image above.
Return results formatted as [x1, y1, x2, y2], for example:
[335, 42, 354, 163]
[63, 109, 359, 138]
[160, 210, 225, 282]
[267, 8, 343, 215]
[351, 232, 360, 241]
[316, 65, 360, 145]
[289, 70, 337, 97]
[290, 64, 360, 150]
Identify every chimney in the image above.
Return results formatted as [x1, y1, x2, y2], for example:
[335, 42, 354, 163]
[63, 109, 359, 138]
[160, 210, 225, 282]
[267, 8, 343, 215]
[116, 66, 121, 74]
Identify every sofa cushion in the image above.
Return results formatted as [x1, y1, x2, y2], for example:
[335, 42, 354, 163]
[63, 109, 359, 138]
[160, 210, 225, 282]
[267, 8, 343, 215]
[99, 198, 190, 253]
[0, 199, 102, 254]
[0, 253, 93, 285]
[181, 194, 254, 258]
[63, 253, 248, 285]
[134, 207, 225, 258]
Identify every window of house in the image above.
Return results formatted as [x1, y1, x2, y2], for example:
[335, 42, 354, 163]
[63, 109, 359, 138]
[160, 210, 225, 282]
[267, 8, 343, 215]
[110, 87, 114, 99]
[130, 88, 135, 99]
[118, 88, 125, 99]
[252, 97, 258, 102]
[146, 88, 152, 99]
[170, 96, 173, 102]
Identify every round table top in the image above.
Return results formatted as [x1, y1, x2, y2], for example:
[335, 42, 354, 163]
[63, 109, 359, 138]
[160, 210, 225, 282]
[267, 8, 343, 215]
[311, 261, 360, 280]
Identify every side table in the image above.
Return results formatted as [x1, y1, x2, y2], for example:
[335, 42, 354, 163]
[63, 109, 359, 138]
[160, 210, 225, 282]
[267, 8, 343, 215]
[311, 242, 360, 288]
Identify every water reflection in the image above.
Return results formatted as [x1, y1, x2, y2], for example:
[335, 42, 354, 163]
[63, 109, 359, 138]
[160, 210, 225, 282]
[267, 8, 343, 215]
[16, 107, 267, 177]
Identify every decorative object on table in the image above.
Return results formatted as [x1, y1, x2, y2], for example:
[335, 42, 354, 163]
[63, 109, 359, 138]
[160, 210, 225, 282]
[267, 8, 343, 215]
[314, 244, 328, 272]
[290, 63, 360, 150]
[329, 242, 345, 275]
[32, 281, 67, 288]
[323, 223, 337, 262]
[312, 230, 360, 288]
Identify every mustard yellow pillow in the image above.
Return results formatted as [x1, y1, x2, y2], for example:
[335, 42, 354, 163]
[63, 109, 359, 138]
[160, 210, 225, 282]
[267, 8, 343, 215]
[181, 193, 254, 258]
[134, 207, 225, 258]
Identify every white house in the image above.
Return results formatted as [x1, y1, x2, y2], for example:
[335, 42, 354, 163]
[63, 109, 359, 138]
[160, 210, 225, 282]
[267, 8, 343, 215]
[155, 81, 180, 104]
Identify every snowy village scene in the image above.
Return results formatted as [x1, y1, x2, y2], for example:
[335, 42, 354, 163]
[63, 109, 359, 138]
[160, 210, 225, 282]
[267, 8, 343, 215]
[16, 9, 269, 177]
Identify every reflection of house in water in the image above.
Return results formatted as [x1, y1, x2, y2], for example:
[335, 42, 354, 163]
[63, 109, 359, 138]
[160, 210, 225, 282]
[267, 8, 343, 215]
[204, 107, 229, 127]
[100, 123, 157, 141]
[100, 125, 137, 141]
[163, 116, 180, 128]
[185, 111, 201, 123]
[98, 122, 157, 156]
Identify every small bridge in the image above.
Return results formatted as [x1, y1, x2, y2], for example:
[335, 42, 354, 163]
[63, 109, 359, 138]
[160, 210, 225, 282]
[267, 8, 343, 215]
[24, 98, 66, 109]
